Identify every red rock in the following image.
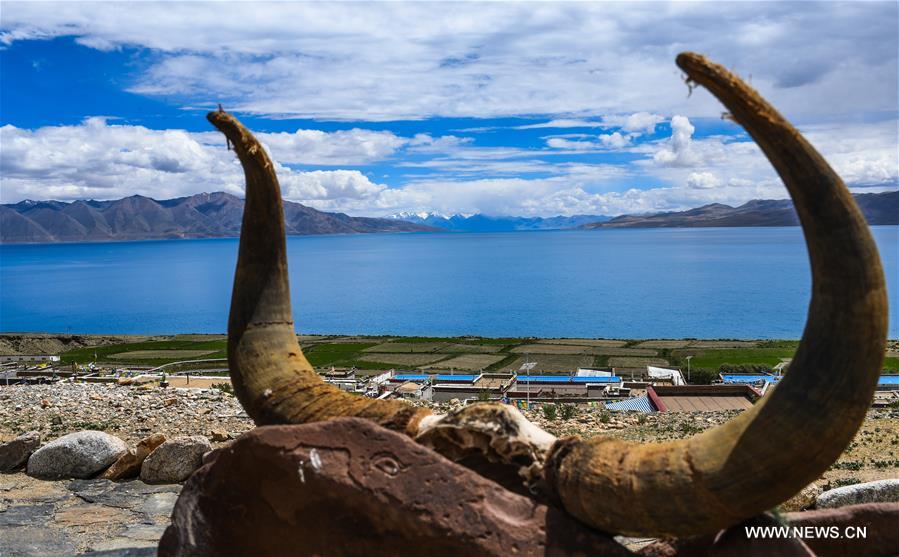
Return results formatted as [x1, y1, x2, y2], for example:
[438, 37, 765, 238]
[638, 504, 899, 557]
[785, 503, 899, 557]
[99, 433, 166, 480]
[158, 418, 632, 557]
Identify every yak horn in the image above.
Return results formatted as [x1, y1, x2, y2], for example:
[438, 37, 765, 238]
[544, 52, 888, 536]
[207, 109, 430, 436]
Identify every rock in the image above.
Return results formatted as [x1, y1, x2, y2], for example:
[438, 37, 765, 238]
[140, 436, 211, 484]
[26, 431, 127, 480]
[100, 433, 166, 480]
[158, 418, 631, 557]
[0, 431, 41, 472]
[209, 429, 229, 442]
[816, 479, 899, 509]
[785, 503, 899, 557]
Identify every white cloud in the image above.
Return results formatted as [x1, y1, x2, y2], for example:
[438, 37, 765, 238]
[546, 131, 630, 151]
[0, 120, 392, 206]
[2, 117, 895, 219]
[598, 132, 630, 149]
[653, 115, 700, 167]
[686, 171, 720, 190]
[602, 112, 665, 135]
[516, 119, 603, 130]
[1, 2, 895, 121]
[257, 129, 406, 165]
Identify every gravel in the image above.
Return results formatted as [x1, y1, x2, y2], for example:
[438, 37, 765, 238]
[0, 383, 253, 446]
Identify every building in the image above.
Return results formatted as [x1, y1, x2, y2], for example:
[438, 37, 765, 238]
[392, 381, 433, 401]
[606, 384, 760, 413]
[719, 372, 780, 386]
[0, 355, 61, 363]
[877, 375, 899, 391]
[506, 375, 622, 403]
[649, 384, 759, 412]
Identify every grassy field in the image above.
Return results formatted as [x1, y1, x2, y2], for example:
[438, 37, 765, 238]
[48, 334, 899, 377]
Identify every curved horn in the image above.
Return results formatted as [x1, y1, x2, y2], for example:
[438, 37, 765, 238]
[207, 109, 430, 437]
[544, 53, 888, 536]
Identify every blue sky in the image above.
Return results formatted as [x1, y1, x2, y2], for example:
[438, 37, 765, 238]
[1, 2, 896, 217]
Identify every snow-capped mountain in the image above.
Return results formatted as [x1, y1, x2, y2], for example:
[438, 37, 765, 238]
[387, 212, 612, 232]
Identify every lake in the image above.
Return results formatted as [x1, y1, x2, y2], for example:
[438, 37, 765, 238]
[1, 227, 897, 338]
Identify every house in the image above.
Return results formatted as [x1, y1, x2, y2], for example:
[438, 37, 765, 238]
[606, 384, 760, 413]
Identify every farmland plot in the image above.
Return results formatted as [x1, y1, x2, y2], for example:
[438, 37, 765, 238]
[358, 353, 449, 367]
[537, 338, 627, 347]
[364, 342, 449, 353]
[688, 340, 760, 349]
[109, 350, 217, 360]
[607, 356, 670, 368]
[424, 354, 506, 371]
[634, 340, 692, 349]
[436, 343, 505, 354]
[587, 347, 659, 357]
[511, 344, 588, 355]
[500, 354, 594, 373]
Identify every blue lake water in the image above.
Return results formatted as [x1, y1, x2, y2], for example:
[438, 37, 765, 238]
[1, 227, 897, 338]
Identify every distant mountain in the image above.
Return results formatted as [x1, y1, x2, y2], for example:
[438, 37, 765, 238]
[389, 212, 612, 232]
[581, 191, 899, 229]
[0, 192, 435, 244]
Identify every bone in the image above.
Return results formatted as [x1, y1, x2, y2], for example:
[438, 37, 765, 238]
[542, 52, 888, 537]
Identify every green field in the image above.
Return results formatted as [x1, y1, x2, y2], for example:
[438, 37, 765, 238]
[55, 334, 899, 377]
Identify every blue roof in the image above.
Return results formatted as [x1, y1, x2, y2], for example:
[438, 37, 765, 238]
[879, 375, 899, 386]
[435, 374, 478, 382]
[605, 396, 655, 413]
[393, 373, 479, 383]
[571, 376, 621, 383]
[518, 375, 621, 383]
[721, 374, 779, 384]
[393, 374, 430, 382]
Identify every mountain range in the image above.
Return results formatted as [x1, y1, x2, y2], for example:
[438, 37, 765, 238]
[388, 212, 611, 232]
[2, 190, 896, 244]
[581, 191, 898, 229]
[0, 192, 434, 244]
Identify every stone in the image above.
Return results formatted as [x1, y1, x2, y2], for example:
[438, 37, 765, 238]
[638, 504, 899, 557]
[100, 433, 166, 480]
[159, 418, 632, 557]
[816, 479, 899, 509]
[0, 431, 41, 472]
[785, 503, 899, 557]
[639, 513, 815, 557]
[209, 429, 230, 442]
[26, 430, 127, 480]
[0, 525, 76, 557]
[140, 436, 212, 484]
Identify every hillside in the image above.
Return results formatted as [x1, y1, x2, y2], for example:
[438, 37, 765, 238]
[0, 192, 435, 243]
[581, 191, 899, 229]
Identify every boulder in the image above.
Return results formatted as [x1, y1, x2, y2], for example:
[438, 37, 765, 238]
[26, 431, 127, 480]
[159, 418, 632, 557]
[0, 431, 41, 472]
[785, 503, 899, 557]
[100, 434, 166, 480]
[638, 503, 899, 557]
[816, 479, 899, 509]
[140, 436, 212, 484]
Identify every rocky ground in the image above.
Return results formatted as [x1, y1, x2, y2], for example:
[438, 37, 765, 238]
[1, 383, 897, 555]
[1, 474, 176, 556]
[0, 383, 253, 447]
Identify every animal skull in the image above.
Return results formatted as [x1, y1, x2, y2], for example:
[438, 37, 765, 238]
[206, 52, 887, 537]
